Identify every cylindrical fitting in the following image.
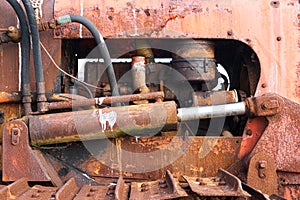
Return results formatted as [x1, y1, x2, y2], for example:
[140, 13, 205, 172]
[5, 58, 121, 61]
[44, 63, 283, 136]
[193, 90, 238, 106]
[131, 56, 149, 94]
[29, 101, 177, 145]
[177, 102, 246, 121]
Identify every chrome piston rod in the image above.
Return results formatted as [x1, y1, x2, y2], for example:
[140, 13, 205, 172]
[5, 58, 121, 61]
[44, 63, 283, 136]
[177, 102, 247, 121]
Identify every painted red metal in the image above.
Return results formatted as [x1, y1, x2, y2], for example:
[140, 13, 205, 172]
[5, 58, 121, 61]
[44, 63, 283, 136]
[54, 0, 300, 104]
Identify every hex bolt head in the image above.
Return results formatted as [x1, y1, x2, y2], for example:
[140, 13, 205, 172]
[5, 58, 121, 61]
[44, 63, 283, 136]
[246, 129, 252, 136]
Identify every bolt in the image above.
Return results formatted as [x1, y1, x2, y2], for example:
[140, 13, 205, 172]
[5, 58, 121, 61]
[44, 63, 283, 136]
[246, 129, 252, 136]
[159, 179, 166, 185]
[276, 36, 281, 41]
[13, 130, 18, 135]
[261, 83, 267, 88]
[31, 193, 40, 198]
[55, 31, 60, 36]
[218, 181, 226, 186]
[87, 193, 94, 197]
[159, 183, 167, 188]
[90, 188, 98, 192]
[227, 30, 233, 36]
[140, 187, 149, 192]
[141, 183, 148, 188]
[259, 162, 266, 169]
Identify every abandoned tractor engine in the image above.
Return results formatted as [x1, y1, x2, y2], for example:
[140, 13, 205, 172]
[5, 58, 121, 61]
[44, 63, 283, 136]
[0, 0, 299, 199]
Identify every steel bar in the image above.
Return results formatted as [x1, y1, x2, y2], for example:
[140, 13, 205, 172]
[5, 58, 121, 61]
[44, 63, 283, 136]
[177, 102, 247, 121]
[29, 101, 177, 145]
[47, 91, 164, 110]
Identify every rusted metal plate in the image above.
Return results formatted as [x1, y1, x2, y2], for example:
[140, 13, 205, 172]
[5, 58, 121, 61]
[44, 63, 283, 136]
[2, 120, 52, 182]
[53, 0, 300, 104]
[56, 178, 80, 200]
[247, 152, 278, 196]
[43, 137, 241, 183]
[277, 171, 300, 200]
[16, 185, 58, 200]
[29, 102, 177, 145]
[238, 117, 268, 159]
[249, 95, 300, 173]
[73, 185, 114, 200]
[183, 169, 250, 198]
[130, 170, 187, 200]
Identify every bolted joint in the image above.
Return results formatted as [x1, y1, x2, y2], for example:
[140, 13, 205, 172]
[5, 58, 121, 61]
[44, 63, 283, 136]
[7, 26, 21, 42]
[257, 160, 267, 179]
[245, 94, 283, 117]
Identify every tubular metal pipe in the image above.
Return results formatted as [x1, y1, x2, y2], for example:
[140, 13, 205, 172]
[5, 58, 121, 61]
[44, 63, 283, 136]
[56, 14, 120, 99]
[21, 0, 47, 112]
[6, 0, 32, 114]
[177, 102, 247, 121]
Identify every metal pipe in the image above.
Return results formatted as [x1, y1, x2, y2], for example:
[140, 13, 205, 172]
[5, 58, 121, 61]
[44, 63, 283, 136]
[177, 102, 247, 121]
[47, 92, 164, 110]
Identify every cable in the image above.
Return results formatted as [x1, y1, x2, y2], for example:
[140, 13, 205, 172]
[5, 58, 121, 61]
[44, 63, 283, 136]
[6, 0, 32, 114]
[56, 14, 120, 97]
[40, 42, 102, 90]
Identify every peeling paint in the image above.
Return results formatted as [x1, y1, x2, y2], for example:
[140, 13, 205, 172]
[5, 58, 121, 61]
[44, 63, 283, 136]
[97, 109, 117, 132]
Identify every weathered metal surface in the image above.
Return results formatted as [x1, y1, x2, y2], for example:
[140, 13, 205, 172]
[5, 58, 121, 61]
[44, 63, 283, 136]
[53, 0, 300, 104]
[245, 94, 284, 117]
[193, 90, 238, 106]
[130, 170, 187, 200]
[16, 185, 58, 200]
[183, 169, 250, 198]
[241, 183, 271, 200]
[2, 120, 52, 182]
[29, 101, 177, 145]
[0, 178, 29, 199]
[277, 171, 300, 200]
[43, 137, 242, 182]
[238, 117, 268, 159]
[56, 178, 79, 200]
[247, 153, 278, 196]
[48, 91, 164, 110]
[73, 185, 117, 200]
[248, 95, 300, 173]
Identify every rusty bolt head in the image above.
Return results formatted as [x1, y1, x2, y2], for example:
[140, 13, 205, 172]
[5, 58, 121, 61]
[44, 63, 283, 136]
[276, 36, 281, 41]
[90, 188, 98, 192]
[218, 181, 226, 186]
[31, 193, 40, 198]
[261, 83, 267, 88]
[140, 187, 149, 192]
[141, 183, 148, 188]
[227, 30, 233, 36]
[259, 161, 266, 169]
[159, 179, 166, 185]
[246, 129, 252, 136]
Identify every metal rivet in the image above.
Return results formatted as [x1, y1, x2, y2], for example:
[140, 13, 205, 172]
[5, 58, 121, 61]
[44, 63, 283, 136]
[246, 129, 252, 136]
[227, 30, 233, 36]
[261, 83, 267, 88]
[276, 36, 281, 41]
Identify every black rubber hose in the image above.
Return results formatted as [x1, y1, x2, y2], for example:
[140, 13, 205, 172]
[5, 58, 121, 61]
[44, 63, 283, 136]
[57, 14, 120, 97]
[6, 0, 32, 114]
[22, 0, 48, 112]
[21, 0, 44, 83]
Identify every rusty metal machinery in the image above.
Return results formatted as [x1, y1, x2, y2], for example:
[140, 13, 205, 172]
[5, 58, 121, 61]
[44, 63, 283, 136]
[0, 0, 299, 199]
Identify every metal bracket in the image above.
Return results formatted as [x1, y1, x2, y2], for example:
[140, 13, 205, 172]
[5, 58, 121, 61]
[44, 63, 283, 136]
[2, 120, 62, 184]
[11, 128, 20, 145]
